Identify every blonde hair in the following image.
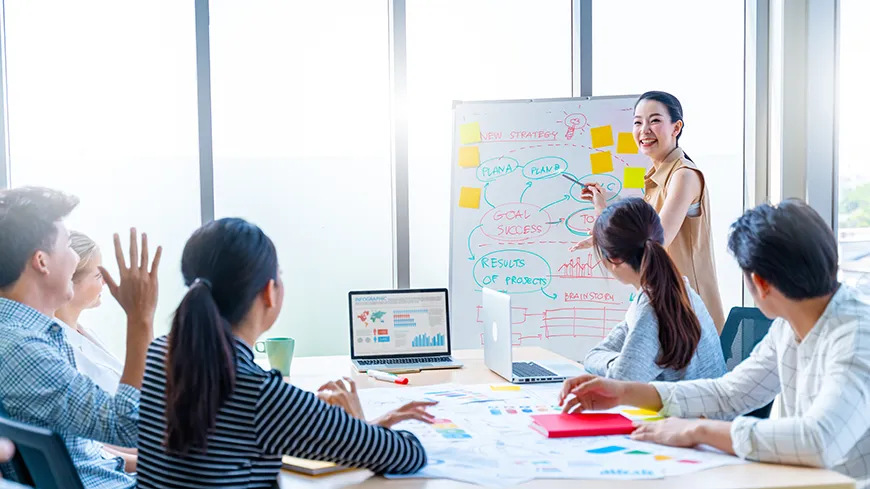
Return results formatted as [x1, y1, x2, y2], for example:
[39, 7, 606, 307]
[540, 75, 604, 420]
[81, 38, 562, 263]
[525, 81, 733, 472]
[70, 231, 100, 282]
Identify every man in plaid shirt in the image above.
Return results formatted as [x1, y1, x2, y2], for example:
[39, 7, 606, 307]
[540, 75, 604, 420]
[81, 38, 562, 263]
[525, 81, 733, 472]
[0, 187, 161, 488]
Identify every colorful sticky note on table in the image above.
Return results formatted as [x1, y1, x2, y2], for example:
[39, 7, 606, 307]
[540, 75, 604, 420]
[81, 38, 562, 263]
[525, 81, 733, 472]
[590, 125, 614, 148]
[458, 146, 480, 168]
[460, 122, 481, 144]
[458, 186, 482, 209]
[622, 408, 660, 417]
[490, 385, 521, 391]
[639, 416, 665, 422]
[617, 132, 639, 154]
[587, 446, 626, 455]
[624, 167, 646, 188]
[590, 151, 614, 174]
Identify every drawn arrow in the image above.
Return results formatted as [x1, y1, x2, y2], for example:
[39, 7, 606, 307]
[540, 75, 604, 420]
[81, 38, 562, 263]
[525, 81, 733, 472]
[483, 183, 495, 208]
[519, 181, 533, 203]
[545, 218, 565, 226]
[541, 288, 557, 300]
[467, 224, 483, 260]
[540, 194, 570, 212]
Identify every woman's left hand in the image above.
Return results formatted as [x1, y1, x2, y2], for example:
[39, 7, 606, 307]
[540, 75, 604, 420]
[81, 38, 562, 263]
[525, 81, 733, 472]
[630, 418, 702, 448]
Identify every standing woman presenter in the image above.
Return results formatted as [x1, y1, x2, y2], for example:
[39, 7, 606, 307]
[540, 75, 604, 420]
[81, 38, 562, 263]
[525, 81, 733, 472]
[570, 91, 725, 331]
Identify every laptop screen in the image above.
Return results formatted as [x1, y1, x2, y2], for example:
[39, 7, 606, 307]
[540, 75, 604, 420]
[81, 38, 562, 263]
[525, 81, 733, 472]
[349, 289, 450, 358]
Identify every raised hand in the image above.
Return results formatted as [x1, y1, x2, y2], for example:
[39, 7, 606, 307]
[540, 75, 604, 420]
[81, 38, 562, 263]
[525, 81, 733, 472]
[99, 228, 162, 325]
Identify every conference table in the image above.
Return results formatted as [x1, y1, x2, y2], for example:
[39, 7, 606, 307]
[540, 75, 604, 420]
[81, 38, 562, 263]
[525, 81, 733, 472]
[275, 347, 855, 489]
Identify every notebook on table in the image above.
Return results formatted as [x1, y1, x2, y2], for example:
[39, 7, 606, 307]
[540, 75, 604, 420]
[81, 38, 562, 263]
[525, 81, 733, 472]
[529, 413, 635, 438]
[281, 456, 349, 476]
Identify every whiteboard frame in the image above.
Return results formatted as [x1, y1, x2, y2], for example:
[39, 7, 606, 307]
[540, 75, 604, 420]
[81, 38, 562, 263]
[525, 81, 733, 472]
[447, 94, 642, 342]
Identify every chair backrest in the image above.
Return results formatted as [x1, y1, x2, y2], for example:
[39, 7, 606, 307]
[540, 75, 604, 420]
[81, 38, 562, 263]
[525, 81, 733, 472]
[0, 411, 84, 489]
[719, 306, 775, 418]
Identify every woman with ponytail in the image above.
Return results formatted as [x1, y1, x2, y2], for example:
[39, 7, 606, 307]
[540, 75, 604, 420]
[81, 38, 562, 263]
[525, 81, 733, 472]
[582, 198, 725, 382]
[571, 91, 725, 332]
[136, 218, 432, 489]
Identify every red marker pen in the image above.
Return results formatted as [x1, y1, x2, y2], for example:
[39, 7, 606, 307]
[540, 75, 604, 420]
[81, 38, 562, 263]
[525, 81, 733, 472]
[367, 369, 409, 385]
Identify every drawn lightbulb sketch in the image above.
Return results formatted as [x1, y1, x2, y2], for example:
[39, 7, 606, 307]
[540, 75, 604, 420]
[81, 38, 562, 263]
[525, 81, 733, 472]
[557, 111, 590, 140]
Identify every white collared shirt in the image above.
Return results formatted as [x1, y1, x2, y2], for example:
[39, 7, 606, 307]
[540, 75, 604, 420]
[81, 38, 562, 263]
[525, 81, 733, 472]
[652, 285, 870, 488]
[56, 319, 123, 394]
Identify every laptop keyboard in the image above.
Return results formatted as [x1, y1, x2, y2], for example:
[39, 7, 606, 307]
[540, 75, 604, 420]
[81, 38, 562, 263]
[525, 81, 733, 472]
[358, 356, 452, 366]
[512, 362, 557, 378]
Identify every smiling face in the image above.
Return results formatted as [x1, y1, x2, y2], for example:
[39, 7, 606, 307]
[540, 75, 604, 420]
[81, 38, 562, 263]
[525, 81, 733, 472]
[632, 99, 683, 161]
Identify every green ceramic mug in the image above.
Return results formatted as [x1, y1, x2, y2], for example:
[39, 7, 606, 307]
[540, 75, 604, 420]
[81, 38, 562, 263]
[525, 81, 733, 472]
[255, 337, 295, 376]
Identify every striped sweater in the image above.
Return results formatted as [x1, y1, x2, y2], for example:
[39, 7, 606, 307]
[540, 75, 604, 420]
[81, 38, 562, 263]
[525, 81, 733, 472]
[137, 336, 426, 488]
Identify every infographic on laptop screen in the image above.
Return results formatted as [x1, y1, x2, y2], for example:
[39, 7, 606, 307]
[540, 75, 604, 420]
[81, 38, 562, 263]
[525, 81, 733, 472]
[351, 291, 449, 357]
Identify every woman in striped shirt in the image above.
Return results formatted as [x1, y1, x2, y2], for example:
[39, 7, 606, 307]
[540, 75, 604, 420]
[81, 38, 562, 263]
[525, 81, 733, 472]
[137, 218, 434, 488]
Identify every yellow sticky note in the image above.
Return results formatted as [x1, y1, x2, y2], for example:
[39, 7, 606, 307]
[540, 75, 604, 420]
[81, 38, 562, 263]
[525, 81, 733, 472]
[490, 385, 521, 391]
[654, 455, 673, 461]
[458, 146, 480, 168]
[623, 408, 660, 417]
[617, 132, 638, 154]
[590, 125, 614, 148]
[624, 167, 646, 188]
[640, 416, 665, 422]
[460, 122, 481, 144]
[458, 187, 481, 209]
[590, 151, 613, 174]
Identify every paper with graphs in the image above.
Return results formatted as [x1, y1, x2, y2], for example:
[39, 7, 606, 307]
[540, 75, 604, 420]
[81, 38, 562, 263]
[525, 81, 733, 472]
[360, 383, 743, 487]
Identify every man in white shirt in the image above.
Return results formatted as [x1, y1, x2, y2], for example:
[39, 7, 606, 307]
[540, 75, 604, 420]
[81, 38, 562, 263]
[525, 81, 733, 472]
[560, 199, 870, 488]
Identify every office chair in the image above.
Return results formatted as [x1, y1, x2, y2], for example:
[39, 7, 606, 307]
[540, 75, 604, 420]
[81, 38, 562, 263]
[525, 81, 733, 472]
[720, 307, 775, 419]
[0, 407, 84, 489]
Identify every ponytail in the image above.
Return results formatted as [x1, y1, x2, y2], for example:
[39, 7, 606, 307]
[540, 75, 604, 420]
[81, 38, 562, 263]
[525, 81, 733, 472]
[639, 240, 701, 370]
[165, 280, 236, 454]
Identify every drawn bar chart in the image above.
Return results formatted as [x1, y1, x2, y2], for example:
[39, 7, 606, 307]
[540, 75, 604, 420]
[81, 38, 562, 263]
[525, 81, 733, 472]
[412, 333, 445, 348]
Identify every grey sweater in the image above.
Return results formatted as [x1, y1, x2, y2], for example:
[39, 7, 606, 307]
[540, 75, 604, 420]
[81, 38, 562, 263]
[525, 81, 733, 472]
[584, 283, 726, 382]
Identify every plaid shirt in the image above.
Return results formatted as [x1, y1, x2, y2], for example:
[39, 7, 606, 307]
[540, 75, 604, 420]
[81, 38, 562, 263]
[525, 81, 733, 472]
[0, 298, 137, 489]
[652, 285, 870, 489]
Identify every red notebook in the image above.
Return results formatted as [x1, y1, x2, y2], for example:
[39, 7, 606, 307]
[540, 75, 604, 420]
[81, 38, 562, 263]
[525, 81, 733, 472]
[529, 413, 635, 438]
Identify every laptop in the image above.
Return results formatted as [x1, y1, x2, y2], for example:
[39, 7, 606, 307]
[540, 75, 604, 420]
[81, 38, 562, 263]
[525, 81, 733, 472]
[482, 288, 584, 383]
[349, 288, 463, 372]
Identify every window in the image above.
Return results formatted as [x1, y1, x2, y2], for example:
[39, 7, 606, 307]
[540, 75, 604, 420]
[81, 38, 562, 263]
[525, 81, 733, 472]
[5, 0, 201, 358]
[592, 0, 745, 313]
[406, 0, 573, 288]
[209, 1, 393, 356]
[837, 0, 870, 295]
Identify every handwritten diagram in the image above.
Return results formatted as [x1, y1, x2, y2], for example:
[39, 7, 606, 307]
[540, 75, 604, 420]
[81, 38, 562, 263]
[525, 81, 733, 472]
[451, 97, 649, 360]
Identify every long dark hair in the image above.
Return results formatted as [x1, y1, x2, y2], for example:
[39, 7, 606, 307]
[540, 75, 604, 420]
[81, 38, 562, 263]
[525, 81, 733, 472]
[635, 91, 692, 162]
[592, 198, 701, 370]
[165, 218, 278, 454]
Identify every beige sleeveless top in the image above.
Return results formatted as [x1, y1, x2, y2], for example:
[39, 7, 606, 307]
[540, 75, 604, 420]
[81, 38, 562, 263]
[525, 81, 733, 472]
[643, 148, 726, 332]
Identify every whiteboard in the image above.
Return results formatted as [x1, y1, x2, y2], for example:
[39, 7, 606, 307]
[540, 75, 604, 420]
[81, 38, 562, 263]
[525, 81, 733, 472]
[449, 96, 651, 361]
